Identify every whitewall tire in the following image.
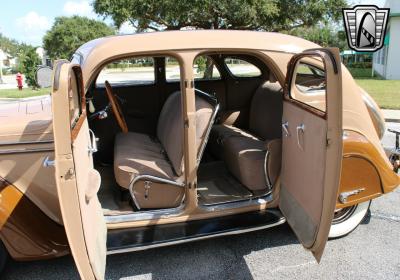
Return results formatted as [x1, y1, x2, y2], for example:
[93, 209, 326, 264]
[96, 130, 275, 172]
[329, 201, 371, 239]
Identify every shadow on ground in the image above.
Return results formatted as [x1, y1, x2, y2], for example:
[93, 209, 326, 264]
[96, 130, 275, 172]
[2, 223, 298, 280]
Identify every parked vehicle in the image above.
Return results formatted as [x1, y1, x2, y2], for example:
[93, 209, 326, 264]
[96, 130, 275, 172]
[0, 31, 398, 279]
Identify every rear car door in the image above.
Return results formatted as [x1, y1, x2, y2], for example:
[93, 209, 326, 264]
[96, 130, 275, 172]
[280, 48, 342, 261]
[52, 61, 107, 279]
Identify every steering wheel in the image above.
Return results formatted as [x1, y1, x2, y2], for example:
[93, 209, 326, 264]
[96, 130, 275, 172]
[104, 81, 128, 133]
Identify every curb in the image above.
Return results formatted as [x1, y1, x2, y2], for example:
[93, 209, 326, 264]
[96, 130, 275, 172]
[385, 118, 400, 123]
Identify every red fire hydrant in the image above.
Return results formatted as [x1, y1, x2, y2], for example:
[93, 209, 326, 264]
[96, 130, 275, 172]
[16, 73, 23, 90]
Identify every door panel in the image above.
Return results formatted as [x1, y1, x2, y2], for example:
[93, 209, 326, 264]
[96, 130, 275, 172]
[280, 49, 342, 262]
[52, 61, 106, 279]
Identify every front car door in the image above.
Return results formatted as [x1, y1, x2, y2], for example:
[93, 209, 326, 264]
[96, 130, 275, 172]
[280, 48, 342, 261]
[52, 61, 107, 279]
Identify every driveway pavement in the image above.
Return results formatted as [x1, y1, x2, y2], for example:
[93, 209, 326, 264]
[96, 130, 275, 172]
[1, 125, 399, 280]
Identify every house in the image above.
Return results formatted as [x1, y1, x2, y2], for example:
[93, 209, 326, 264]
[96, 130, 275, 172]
[373, 0, 400, 79]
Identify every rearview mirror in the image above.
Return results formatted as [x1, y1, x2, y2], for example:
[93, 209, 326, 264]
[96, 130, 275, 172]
[36, 66, 53, 88]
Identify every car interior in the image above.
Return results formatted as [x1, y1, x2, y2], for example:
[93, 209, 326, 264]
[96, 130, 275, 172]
[84, 52, 323, 216]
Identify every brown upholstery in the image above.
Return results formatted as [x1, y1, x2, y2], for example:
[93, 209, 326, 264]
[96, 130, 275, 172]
[114, 91, 216, 208]
[114, 132, 176, 188]
[209, 82, 283, 191]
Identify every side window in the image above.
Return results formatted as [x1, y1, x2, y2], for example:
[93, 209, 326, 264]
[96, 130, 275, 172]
[193, 56, 221, 80]
[165, 57, 181, 82]
[69, 67, 83, 127]
[224, 57, 261, 78]
[291, 59, 326, 112]
[96, 57, 155, 87]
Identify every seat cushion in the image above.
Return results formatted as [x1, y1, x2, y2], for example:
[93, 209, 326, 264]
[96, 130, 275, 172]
[114, 132, 175, 188]
[209, 124, 259, 159]
[157, 91, 214, 176]
[224, 136, 268, 191]
[248, 82, 283, 140]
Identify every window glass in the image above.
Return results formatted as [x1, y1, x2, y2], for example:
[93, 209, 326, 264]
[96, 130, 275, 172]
[292, 59, 326, 112]
[224, 58, 261, 78]
[193, 56, 221, 80]
[96, 57, 155, 87]
[69, 68, 82, 127]
[165, 57, 181, 82]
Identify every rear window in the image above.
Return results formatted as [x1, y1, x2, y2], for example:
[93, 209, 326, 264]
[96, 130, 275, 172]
[96, 57, 155, 87]
[193, 56, 221, 80]
[224, 58, 261, 78]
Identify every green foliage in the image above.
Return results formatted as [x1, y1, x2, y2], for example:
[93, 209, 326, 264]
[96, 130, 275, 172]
[43, 16, 115, 60]
[93, 0, 347, 32]
[19, 46, 41, 88]
[287, 23, 347, 50]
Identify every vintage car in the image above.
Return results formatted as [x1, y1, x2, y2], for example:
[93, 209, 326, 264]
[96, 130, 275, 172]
[0, 30, 399, 279]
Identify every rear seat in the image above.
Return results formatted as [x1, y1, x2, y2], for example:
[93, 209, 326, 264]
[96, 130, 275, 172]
[209, 82, 283, 191]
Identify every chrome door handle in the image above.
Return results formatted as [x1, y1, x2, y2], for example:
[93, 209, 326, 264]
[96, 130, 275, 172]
[43, 156, 55, 167]
[88, 129, 98, 154]
[282, 121, 290, 137]
[296, 124, 305, 150]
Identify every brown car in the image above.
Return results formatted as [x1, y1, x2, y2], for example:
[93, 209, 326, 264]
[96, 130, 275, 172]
[0, 30, 399, 279]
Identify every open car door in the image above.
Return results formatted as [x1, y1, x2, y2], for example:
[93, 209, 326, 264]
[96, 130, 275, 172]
[52, 61, 107, 279]
[280, 48, 342, 262]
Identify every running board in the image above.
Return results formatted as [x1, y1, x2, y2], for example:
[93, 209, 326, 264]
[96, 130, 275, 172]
[107, 209, 286, 255]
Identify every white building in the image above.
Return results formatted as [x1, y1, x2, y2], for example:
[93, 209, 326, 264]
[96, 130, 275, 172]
[373, 0, 400, 79]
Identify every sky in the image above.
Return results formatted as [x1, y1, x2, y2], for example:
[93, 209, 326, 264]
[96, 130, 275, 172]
[0, 0, 388, 47]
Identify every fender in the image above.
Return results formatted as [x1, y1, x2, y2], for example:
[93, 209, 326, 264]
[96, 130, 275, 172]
[336, 130, 400, 208]
[0, 177, 69, 261]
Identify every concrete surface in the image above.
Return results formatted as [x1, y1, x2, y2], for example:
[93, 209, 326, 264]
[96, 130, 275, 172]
[1, 125, 399, 280]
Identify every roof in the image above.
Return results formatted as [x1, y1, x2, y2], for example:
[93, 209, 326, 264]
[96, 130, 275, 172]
[73, 30, 320, 85]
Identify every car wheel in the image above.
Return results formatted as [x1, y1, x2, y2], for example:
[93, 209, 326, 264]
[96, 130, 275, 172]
[329, 201, 371, 239]
[0, 240, 8, 274]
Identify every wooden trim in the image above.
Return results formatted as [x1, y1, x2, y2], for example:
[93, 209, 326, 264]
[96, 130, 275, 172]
[71, 111, 87, 142]
[70, 65, 87, 142]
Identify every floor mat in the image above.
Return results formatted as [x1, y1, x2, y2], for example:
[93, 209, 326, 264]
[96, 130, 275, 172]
[197, 161, 253, 205]
[96, 165, 133, 216]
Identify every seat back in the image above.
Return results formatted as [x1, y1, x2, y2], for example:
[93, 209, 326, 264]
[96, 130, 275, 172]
[157, 91, 216, 176]
[248, 82, 283, 140]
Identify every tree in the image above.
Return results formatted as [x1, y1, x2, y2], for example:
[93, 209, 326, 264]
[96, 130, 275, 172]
[43, 16, 115, 60]
[287, 22, 348, 51]
[19, 46, 41, 88]
[93, 0, 347, 32]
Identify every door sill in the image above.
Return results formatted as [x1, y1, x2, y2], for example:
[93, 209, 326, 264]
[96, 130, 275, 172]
[106, 209, 285, 255]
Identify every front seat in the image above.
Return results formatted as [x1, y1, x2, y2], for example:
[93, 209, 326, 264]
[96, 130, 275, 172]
[114, 90, 218, 209]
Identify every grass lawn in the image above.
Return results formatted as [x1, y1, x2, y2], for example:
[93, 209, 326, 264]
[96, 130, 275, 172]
[355, 79, 400, 110]
[0, 87, 50, 99]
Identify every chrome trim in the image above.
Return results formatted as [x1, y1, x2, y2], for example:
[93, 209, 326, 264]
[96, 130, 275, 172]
[106, 215, 286, 255]
[264, 150, 273, 190]
[282, 121, 290, 137]
[338, 188, 366, 204]
[129, 175, 185, 210]
[200, 193, 274, 212]
[104, 204, 185, 224]
[43, 155, 55, 167]
[0, 147, 54, 155]
[0, 140, 54, 146]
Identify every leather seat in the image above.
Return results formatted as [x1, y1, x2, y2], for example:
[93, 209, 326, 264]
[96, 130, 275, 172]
[114, 90, 217, 208]
[209, 82, 283, 191]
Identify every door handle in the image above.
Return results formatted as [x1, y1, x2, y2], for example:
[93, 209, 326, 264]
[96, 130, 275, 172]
[296, 124, 305, 150]
[88, 129, 98, 154]
[282, 121, 290, 137]
[43, 156, 55, 167]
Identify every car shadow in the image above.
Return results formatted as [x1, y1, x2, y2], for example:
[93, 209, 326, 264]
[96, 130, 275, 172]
[2, 223, 299, 280]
